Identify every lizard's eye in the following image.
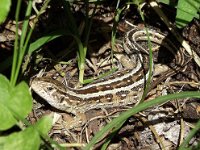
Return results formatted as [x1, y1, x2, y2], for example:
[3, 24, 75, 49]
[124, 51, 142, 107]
[47, 86, 53, 91]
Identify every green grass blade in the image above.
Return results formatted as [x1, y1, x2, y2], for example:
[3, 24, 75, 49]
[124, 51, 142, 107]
[12, 0, 33, 85]
[84, 91, 200, 149]
[28, 29, 83, 57]
[179, 119, 200, 150]
[10, 0, 22, 85]
[28, 33, 62, 55]
[101, 120, 125, 150]
[135, 0, 154, 103]
[19, 0, 33, 50]
[78, 1, 97, 84]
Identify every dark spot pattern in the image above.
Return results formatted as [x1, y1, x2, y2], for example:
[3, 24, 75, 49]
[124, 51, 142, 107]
[116, 90, 130, 99]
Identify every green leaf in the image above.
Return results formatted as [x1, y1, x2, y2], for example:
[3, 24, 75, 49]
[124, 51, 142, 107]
[0, 103, 16, 130]
[8, 81, 32, 119]
[34, 116, 53, 137]
[0, 74, 11, 100]
[0, 0, 11, 24]
[176, 0, 200, 28]
[0, 126, 41, 150]
[0, 74, 32, 130]
[0, 75, 17, 130]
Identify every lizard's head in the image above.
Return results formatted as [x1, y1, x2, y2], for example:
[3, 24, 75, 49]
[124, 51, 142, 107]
[30, 77, 74, 112]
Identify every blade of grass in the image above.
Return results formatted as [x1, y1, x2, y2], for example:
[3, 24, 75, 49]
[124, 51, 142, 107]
[179, 119, 200, 150]
[84, 91, 200, 149]
[111, 2, 125, 67]
[78, 1, 97, 84]
[11, 0, 51, 85]
[134, 0, 154, 104]
[10, 0, 22, 85]
[19, 0, 33, 50]
[20, 0, 51, 74]
[13, 0, 33, 84]
[28, 33, 62, 55]
[101, 120, 126, 150]
[63, 1, 79, 36]
[63, 0, 86, 84]
[139, 27, 153, 103]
